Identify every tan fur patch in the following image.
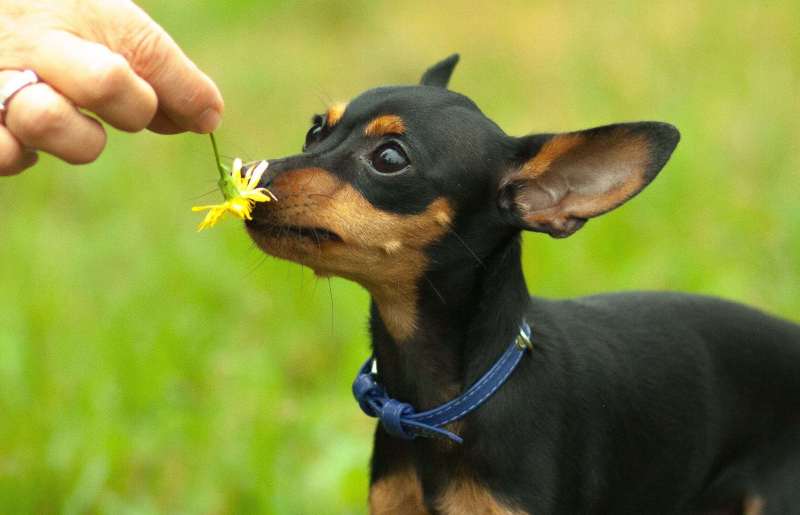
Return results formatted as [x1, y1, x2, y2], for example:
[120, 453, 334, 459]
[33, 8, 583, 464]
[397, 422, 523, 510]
[370, 469, 429, 515]
[383, 240, 403, 254]
[743, 495, 765, 515]
[365, 115, 406, 137]
[437, 479, 526, 515]
[326, 102, 348, 126]
[435, 210, 452, 226]
[248, 168, 453, 341]
[520, 132, 585, 178]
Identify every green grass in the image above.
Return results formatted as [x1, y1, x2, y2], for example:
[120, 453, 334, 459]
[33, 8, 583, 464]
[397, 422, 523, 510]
[1, 1, 798, 513]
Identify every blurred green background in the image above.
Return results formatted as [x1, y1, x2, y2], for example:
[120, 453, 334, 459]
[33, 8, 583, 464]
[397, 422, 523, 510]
[1, 1, 798, 513]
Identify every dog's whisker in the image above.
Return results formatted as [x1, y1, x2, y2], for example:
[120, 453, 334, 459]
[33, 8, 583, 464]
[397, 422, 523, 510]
[450, 228, 484, 268]
[240, 252, 269, 280]
[424, 276, 446, 305]
[189, 188, 223, 201]
[326, 277, 335, 334]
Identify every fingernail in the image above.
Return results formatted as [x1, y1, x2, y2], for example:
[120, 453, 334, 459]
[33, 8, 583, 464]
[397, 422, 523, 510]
[197, 108, 222, 133]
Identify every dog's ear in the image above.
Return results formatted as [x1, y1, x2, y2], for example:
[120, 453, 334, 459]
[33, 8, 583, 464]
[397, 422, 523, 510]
[498, 122, 680, 238]
[420, 54, 460, 88]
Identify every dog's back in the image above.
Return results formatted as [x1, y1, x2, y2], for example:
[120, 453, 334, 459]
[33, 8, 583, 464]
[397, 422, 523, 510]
[520, 292, 800, 513]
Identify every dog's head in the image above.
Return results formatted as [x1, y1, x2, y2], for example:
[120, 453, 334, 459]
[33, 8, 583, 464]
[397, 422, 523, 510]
[246, 55, 679, 339]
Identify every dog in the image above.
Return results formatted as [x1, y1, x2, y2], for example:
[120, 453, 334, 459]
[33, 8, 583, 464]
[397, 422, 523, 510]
[245, 55, 800, 514]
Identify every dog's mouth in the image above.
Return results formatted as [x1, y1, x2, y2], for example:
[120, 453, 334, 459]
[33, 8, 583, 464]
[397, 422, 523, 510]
[248, 221, 343, 243]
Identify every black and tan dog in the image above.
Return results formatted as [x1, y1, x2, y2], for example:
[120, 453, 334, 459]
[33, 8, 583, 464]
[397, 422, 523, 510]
[246, 55, 800, 514]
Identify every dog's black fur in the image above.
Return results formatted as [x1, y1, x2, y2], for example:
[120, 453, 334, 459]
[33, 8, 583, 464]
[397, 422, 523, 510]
[246, 55, 800, 514]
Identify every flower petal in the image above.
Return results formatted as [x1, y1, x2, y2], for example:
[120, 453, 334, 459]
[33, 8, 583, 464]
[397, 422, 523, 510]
[197, 206, 226, 231]
[240, 190, 268, 201]
[249, 186, 277, 201]
[192, 204, 224, 212]
[247, 160, 269, 190]
[232, 158, 244, 184]
[227, 198, 254, 220]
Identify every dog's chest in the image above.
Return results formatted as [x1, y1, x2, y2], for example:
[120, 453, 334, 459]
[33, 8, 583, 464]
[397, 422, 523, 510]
[369, 465, 527, 515]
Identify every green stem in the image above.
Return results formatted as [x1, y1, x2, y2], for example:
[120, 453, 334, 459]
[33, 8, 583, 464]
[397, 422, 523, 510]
[209, 133, 239, 200]
[209, 133, 226, 180]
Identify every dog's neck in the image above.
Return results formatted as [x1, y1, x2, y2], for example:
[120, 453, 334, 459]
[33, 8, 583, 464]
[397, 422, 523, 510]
[369, 234, 531, 412]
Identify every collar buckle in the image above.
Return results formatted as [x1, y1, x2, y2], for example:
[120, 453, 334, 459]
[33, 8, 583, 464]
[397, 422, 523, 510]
[515, 324, 533, 350]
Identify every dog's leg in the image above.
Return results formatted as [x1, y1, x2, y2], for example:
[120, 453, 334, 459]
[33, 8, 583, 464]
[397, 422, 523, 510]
[369, 466, 429, 515]
[435, 479, 527, 515]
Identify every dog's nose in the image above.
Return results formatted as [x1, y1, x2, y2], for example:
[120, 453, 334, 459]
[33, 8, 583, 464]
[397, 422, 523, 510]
[245, 154, 307, 188]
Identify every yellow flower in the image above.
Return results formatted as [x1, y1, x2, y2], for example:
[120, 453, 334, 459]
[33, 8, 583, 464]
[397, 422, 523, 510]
[192, 158, 276, 231]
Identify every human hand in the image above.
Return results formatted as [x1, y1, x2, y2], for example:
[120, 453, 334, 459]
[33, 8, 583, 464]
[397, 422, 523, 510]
[0, 0, 224, 176]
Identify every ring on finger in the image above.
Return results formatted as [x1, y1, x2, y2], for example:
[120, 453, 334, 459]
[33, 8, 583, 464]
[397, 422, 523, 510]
[0, 70, 40, 123]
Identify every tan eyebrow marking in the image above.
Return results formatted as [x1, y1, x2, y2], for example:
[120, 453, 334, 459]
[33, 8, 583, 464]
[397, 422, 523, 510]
[326, 102, 348, 127]
[365, 115, 406, 137]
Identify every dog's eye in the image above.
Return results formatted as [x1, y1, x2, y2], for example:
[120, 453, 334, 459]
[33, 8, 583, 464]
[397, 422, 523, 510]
[370, 142, 410, 174]
[303, 115, 325, 151]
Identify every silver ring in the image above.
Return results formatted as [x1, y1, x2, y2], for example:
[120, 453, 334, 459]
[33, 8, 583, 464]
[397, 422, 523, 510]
[0, 69, 39, 115]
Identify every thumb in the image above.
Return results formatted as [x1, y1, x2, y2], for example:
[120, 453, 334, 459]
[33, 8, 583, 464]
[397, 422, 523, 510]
[94, 0, 224, 133]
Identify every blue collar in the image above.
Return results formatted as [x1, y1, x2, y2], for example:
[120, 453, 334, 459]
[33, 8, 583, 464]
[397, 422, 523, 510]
[352, 322, 532, 444]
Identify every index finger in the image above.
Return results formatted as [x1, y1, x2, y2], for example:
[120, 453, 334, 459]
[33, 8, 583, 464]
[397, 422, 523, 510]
[97, 1, 224, 133]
